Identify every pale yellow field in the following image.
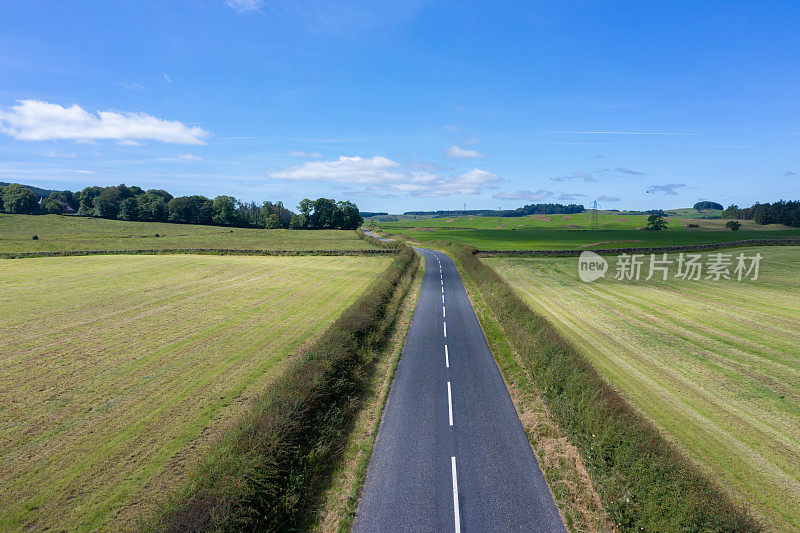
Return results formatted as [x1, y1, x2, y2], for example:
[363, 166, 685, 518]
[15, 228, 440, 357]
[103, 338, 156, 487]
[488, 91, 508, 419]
[486, 246, 800, 530]
[0, 254, 389, 530]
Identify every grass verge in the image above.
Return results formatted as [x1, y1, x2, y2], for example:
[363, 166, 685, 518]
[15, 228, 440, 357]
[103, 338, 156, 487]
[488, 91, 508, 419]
[313, 249, 425, 532]
[149, 244, 417, 531]
[450, 244, 760, 531]
[453, 252, 613, 532]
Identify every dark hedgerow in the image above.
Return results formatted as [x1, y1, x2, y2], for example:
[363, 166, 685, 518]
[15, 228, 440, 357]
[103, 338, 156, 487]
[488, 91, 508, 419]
[453, 244, 760, 532]
[148, 244, 416, 532]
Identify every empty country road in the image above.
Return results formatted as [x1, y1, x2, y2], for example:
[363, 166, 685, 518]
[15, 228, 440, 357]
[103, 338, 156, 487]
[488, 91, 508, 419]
[354, 248, 565, 532]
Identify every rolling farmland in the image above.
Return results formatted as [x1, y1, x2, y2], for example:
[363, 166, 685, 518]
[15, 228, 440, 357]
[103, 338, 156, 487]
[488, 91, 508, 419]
[485, 246, 800, 529]
[0, 214, 376, 253]
[0, 254, 390, 530]
[373, 212, 800, 250]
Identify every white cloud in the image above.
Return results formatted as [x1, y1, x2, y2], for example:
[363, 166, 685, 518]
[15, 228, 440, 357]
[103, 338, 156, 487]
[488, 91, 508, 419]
[597, 195, 621, 202]
[461, 137, 480, 145]
[557, 130, 700, 136]
[558, 192, 588, 202]
[445, 145, 485, 159]
[270, 155, 402, 184]
[45, 150, 77, 158]
[269, 155, 501, 197]
[615, 167, 645, 176]
[646, 183, 687, 195]
[178, 153, 202, 161]
[0, 100, 209, 145]
[443, 124, 460, 132]
[225, 0, 263, 12]
[289, 150, 323, 158]
[117, 81, 144, 91]
[550, 171, 595, 182]
[163, 73, 172, 83]
[493, 189, 554, 201]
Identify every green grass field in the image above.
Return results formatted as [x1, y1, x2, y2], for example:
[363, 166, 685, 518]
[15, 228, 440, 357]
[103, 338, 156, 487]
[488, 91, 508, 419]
[0, 254, 390, 530]
[485, 247, 800, 529]
[376, 211, 648, 230]
[0, 214, 375, 253]
[383, 226, 800, 250]
[374, 211, 800, 250]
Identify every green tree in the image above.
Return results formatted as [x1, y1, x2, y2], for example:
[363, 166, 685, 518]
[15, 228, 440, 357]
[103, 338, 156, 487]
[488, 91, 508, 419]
[118, 197, 139, 221]
[136, 193, 168, 222]
[264, 213, 281, 229]
[289, 213, 305, 229]
[725, 220, 741, 231]
[212, 195, 239, 226]
[92, 187, 124, 218]
[643, 214, 667, 231]
[77, 186, 103, 215]
[337, 200, 363, 230]
[722, 204, 741, 219]
[41, 197, 64, 214]
[1, 183, 39, 214]
[693, 201, 723, 211]
[309, 198, 337, 229]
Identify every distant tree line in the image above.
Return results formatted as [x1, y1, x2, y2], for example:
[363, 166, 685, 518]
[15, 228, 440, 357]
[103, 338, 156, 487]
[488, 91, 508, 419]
[296, 198, 363, 230]
[723, 200, 800, 227]
[0, 182, 363, 230]
[607, 209, 666, 216]
[404, 203, 585, 218]
[693, 201, 724, 210]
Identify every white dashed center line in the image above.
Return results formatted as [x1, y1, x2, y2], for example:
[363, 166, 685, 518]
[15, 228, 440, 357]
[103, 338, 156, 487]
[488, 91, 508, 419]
[443, 306, 446, 318]
[445, 344, 449, 368]
[451, 457, 461, 533]
[447, 381, 453, 426]
[443, 322, 447, 338]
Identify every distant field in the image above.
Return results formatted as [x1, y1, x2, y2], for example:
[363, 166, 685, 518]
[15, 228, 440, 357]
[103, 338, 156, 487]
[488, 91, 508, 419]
[381, 227, 800, 250]
[374, 212, 800, 250]
[0, 254, 389, 530]
[376, 211, 648, 230]
[485, 247, 800, 529]
[0, 214, 375, 252]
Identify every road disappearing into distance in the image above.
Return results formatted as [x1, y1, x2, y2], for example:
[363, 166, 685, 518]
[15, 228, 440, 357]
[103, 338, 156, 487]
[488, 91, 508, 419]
[354, 248, 565, 532]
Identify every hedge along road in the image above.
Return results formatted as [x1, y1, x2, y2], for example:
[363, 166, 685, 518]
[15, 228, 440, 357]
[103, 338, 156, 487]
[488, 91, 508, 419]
[354, 248, 565, 532]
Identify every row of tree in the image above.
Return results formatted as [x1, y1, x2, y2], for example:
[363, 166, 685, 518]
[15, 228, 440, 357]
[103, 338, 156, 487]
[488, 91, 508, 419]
[0, 182, 363, 230]
[722, 200, 800, 227]
[404, 203, 586, 218]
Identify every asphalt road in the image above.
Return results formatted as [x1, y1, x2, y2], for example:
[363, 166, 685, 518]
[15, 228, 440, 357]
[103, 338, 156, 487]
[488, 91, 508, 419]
[353, 248, 565, 532]
[362, 229, 392, 242]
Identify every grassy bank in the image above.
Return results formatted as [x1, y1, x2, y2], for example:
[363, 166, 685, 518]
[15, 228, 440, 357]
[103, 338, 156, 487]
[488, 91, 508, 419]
[487, 247, 800, 529]
[0, 214, 376, 253]
[0, 254, 388, 530]
[151, 245, 417, 531]
[450, 244, 759, 531]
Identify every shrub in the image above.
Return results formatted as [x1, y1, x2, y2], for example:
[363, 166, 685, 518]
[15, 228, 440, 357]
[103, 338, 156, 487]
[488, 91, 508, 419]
[726, 220, 742, 231]
[643, 214, 667, 231]
[32, 235, 38, 240]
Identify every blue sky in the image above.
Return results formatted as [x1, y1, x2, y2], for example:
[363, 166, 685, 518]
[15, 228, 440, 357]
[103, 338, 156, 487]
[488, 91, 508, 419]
[1, 0, 798, 213]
